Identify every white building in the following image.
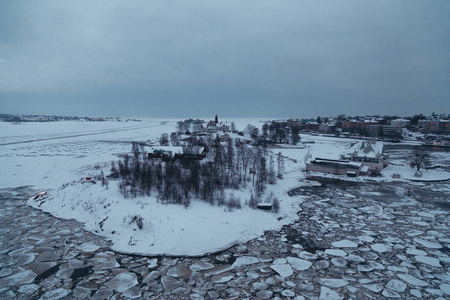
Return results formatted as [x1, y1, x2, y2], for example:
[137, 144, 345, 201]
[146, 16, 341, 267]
[340, 141, 388, 173]
[391, 119, 410, 128]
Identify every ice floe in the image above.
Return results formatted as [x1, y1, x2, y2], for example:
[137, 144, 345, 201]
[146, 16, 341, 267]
[331, 239, 358, 248]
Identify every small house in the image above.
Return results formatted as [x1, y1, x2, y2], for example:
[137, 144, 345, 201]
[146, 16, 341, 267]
[257, 203, 273, 211]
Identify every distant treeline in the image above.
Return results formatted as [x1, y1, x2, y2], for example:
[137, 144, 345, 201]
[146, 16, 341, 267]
[0, 114, 137, 122]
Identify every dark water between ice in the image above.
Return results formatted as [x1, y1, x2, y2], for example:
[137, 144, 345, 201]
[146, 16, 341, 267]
[290, 176, 450, 211]
[384, 143, 450, 152]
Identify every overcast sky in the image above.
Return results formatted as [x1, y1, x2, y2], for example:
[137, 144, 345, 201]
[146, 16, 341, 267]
[0, 1, 449, 118]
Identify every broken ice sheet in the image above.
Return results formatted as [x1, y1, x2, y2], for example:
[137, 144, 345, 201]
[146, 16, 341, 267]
[331, 239, 358, 248]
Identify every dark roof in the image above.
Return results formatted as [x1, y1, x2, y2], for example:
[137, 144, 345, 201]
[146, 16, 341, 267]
[310, 158, 361, 170]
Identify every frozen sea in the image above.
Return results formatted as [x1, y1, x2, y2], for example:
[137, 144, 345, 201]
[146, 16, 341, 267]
[1, 119, 449, 299]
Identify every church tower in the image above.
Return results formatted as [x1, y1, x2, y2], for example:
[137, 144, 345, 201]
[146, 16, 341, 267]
[215, 114, 218, 124]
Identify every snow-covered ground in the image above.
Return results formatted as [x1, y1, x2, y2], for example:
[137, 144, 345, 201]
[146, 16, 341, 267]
[1, 119, 298, 256]
[300, 134, 450, 182]
[1, 120, 449, 256]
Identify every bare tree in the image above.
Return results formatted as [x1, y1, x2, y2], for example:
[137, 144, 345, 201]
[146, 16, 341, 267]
[262, 122, 269, 137]
[277, 151, 284, 179]
[291, 126, 300, 145]
[256, 152, 267, 196]
[272, 197, 280, 213]
[268, 155, 276, 184]
[177, 121, 189, 134]
[240, 144, 252, 182]
[410, 147, 430, 172]
[192, 122, 203, 133]
[110, 161, 118, 178]
[230, 122, 236, 133]
[100, 170, 107, 187]
[246, 124, 259, 143]
[248, 193, 258, 208]
[276, 127, 286, 143]
[131, 141, 140, 161]
[159, 133, 169, 146]
[226, 138, 234, 178]
[170, 132, 180, 146]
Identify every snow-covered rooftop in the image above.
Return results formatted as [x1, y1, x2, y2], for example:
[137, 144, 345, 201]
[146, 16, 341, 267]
[360, 166, 370, 173]
[313, 158, 362, 169]
[344, 141, 384, 157]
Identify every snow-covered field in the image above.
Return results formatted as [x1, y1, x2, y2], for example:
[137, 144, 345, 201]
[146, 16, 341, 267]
[1, 120, 449, 256]
[1, 119, 298, 256]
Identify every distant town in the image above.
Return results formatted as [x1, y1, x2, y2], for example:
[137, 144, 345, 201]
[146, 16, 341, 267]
[1, 113, 448, 137]
[264, 113, 449, 138]
[0, 114, 141, 123]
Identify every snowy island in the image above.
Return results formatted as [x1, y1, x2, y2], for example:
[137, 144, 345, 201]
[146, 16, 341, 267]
[0, 118, 448, 257]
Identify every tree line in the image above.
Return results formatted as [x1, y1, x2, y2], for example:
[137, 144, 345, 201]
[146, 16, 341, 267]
[109, 137, 281, 212]
[245, 121, 301, 146]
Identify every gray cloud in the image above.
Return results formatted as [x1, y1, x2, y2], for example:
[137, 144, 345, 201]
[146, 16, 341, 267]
[1, 1, 449, 118]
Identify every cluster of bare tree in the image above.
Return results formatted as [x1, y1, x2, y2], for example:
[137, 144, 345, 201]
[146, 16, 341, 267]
[262, 121, 301, 145]
[176, 119, 204, 134]
[109, 137, 282, 212]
